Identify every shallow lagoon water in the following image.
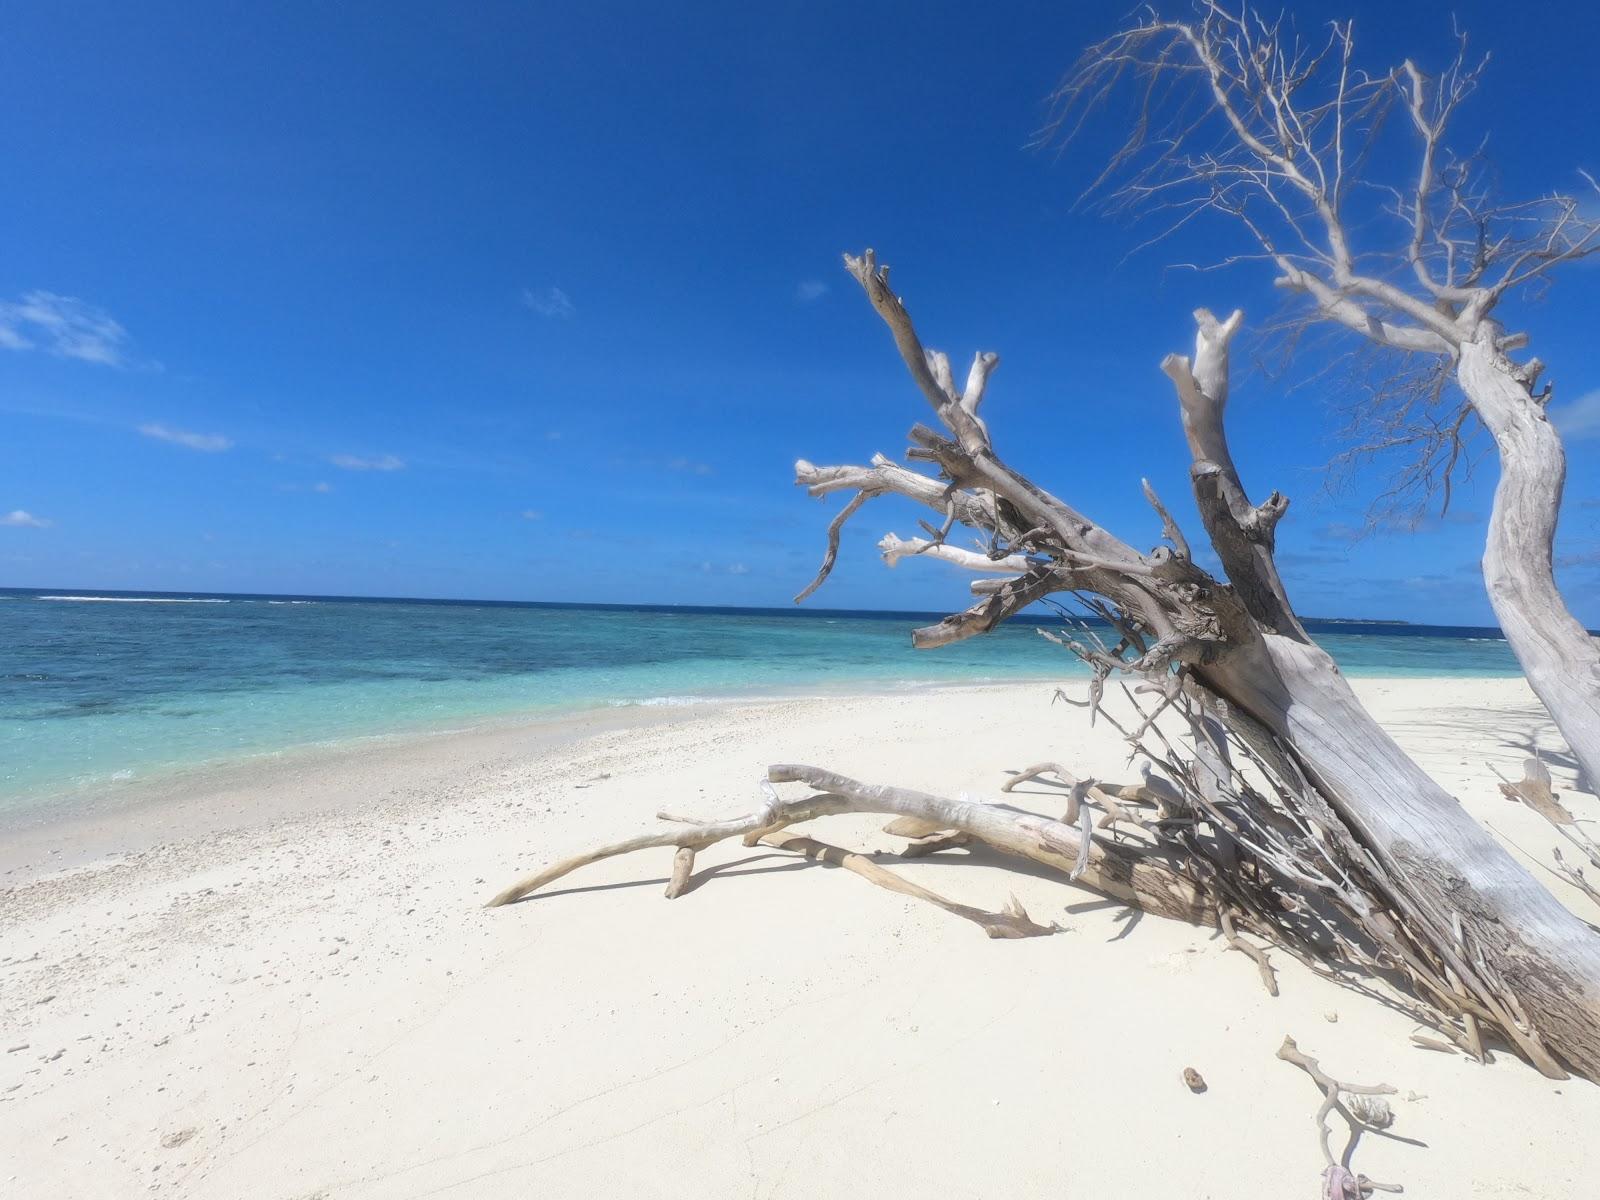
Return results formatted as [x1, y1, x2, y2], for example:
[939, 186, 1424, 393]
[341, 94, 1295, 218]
[0, 588, 1521, 809]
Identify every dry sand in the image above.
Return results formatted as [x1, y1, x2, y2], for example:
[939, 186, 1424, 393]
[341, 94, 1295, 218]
[2, 677, 1596, 1198]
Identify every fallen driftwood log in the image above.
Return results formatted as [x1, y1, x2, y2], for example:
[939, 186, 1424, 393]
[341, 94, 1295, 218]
[492, 247, 1600, 1083]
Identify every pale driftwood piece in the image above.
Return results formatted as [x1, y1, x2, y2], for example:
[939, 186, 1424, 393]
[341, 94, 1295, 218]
[1141, 477, 1190, 560]
[1134, 761, 1187, 820]
[1277, 1036, 1403, 1197]
[1000, 762, 1076, 792]
[794, 491, 872, 603]
[1064, 778, 1095, 826]
[1493, 757, 1600, 915]
[897, 831, 973, 859]
[1552, 849, 1600, 914]
[766, 765, 1210, 923]
[1409, 1034, 1458, 1056]
[882, 816, 946, 839]
[1494, 756, 1576, 826]
[1095, 793, 1152, 834]
[486, 799, 846, 908]
[1051, 2, 1600, 794]
[759, 833, 1057, 940]
[664, 846, 696, 899]
[1219, 907, 1279, 997]
[1000, 764, 1122, 830]
[1462, 336, 1600, 796]
[878, 532, 1030, 574]
[1443, 915, 1487, 1066]
[490, 768, 1212, 923]
[1068, 806, 1094, 882]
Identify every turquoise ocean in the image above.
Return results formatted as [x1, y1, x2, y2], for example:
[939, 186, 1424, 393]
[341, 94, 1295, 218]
[0, 588, 1521, 815]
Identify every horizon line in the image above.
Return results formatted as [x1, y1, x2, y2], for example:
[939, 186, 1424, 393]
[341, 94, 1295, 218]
[0, 584, 1518, 634]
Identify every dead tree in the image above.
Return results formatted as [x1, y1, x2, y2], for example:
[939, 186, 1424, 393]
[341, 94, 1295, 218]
[492, 248, 1600, 1083]
[1049, 2, 1600, 793]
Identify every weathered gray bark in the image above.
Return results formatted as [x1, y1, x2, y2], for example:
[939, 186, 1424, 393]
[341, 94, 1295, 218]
[1458, 335, 1600, 792]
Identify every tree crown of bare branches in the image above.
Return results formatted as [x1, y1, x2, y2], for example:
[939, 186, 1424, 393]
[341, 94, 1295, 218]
[1050, 0, 1600, 354]
[1046, 2, 1599, 521]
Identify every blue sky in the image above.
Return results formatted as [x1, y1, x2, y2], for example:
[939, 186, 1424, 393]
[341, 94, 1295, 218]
[1, 0, 1596, 625]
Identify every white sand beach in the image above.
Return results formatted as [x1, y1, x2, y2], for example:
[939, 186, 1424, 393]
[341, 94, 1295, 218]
[3, 677, 1597, 1198]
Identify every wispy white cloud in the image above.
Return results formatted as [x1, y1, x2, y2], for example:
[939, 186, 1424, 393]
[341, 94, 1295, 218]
[520, 509, 544, 520]
[1551, 389, 1600, 440]
[331, 453, 405, 471]
[1317, 521, 1365, 544]
[795, 279, 829, 303]
[280, 480, 334, 494]
[668, 456, 714, 476]
[728, 562, 750, 575]
[522, 286, 575, 319]
[0, 291, 136, 367]
[1, 509, 51, 528]
[139, 422, 233, 452]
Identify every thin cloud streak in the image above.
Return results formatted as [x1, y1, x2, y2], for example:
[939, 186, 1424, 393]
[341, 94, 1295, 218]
[0, 290, 136, 367]
[330, 453, 406, 471]
[139, 422, 233, 452]
[1, 509, 52, 528]
[522, 286, 575, 318]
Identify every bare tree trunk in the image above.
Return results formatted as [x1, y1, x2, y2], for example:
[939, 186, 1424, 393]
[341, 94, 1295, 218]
[1171, 313, 1600, 1076]
[1458, 334, 1600, 793]
[1206, 635, 1600, 1076]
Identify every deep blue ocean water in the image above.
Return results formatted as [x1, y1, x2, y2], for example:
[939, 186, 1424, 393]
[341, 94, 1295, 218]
[0, 588, 1522, 809]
